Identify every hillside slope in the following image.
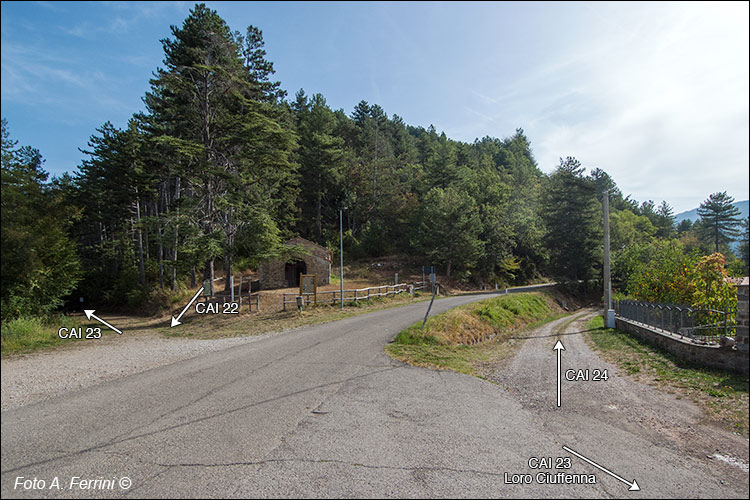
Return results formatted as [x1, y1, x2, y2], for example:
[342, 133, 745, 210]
[675, 199, 748, 224]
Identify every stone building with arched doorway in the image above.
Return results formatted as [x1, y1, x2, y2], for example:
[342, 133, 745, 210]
[257, 237, 332, 289]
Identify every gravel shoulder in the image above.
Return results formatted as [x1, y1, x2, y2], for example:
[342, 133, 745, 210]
[1, 331, 283, 411]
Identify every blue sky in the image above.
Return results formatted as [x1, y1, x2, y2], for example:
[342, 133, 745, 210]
[1, 1, 748, 213]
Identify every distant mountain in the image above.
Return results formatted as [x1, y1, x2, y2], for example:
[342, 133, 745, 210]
[675, 200, 749, 224]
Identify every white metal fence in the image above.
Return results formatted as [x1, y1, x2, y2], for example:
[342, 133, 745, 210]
[616, 300, 736, 345]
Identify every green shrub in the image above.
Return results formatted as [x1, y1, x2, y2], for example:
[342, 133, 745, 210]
[393, 326, 440, 345]
[1, 314, 78, 354]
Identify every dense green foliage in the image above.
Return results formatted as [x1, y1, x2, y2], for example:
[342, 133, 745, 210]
[1, 314, 81, 355]
[543, 157, 602, 283]
[1, 4, 747, 321]
[59, 2, 554, 306]
[614, 240, 737, 310]
[613, 240, 698, 304]
[1, 119, 81, 318]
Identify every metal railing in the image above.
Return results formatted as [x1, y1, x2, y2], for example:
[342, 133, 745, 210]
[615, 300, 736, 345]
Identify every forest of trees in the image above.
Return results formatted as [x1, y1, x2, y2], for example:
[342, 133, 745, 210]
[2, 4, 748, 321]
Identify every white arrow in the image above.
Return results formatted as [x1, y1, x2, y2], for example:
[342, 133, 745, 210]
[554, 340, 564, 407]
[171, 286, 204, 327]
[84, 310, 122, 335]
[563, 446, 640, 491]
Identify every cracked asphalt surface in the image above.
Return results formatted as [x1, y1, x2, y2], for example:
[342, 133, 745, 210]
[2, 293, 748, 498]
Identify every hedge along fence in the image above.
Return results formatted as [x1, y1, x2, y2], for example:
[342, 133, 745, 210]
[282, 283, 410, 310]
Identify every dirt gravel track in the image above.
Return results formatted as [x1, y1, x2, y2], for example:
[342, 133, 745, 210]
[492, 310, 749, 497]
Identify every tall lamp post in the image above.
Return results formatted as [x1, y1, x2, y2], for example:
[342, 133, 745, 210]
[603, 190, 615, 328]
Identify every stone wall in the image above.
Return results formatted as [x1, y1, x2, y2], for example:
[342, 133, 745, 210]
[258, 260, 288, 290]
[258, 237, 332, 290]
[304, 253, 331, 286]
[736, 281, 749, 352]
[614, 317, 749, 376]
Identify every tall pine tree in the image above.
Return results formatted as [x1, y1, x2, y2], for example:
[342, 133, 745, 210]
[543, 157, 602, 283]
[697, 191, 742, 253]
[143, 3, 297, 289]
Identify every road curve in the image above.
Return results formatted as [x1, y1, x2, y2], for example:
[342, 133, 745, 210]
[1, 293, 747, 498]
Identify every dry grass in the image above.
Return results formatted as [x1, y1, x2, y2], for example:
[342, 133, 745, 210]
[386, 292, 568, 376]
[148, 292, 429, 339]
[400, 292, 564, 346]
[387, 335, 528, 377]
[421, 308, 496, 345]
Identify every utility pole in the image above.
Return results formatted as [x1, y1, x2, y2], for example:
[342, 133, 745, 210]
[603, 190, 615, 328]
[340, 208, 344, 309]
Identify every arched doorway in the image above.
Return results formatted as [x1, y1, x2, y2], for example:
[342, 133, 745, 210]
[285, 260, 307, 288]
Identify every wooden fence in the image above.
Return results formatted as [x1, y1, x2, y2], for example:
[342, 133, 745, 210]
[282, 283, 410, 311]
[413, 281, 430, 291]
[225, 275, 259, 311]
[202, 289, 261, 313]
[202, 276, 429, 313]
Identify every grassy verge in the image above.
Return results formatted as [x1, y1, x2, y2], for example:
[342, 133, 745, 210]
[386, 292, 567, 377]
[1, 315, 93, 356]
[585, 315, 749, 437]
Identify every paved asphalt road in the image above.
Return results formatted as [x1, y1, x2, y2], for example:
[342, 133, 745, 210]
[1, 291, 748, 498]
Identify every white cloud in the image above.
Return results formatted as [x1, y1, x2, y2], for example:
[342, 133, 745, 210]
[58, 1, 187, 39]
[464, 2, 749, 212]
[0, 41, 131, 115]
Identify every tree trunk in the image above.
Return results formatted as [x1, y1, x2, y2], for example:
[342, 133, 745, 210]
[171, 177, 180, 291]
[446, 260, 452, 278]
[224, 253, 233, 293]
[112, 239, 119, 276]
[204, 259, 215, 296]
[143, 200, 149, 260]
[714, 218, 719, 253]
[171, 224, 178, 291]
[223, 204, 235, 293]
[135, 197, 146, 288]
[316, 182, 322, 243]
[370, 129, 378, 221]
[158, 237, 164, 289]
[154, 198, 163, 289]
